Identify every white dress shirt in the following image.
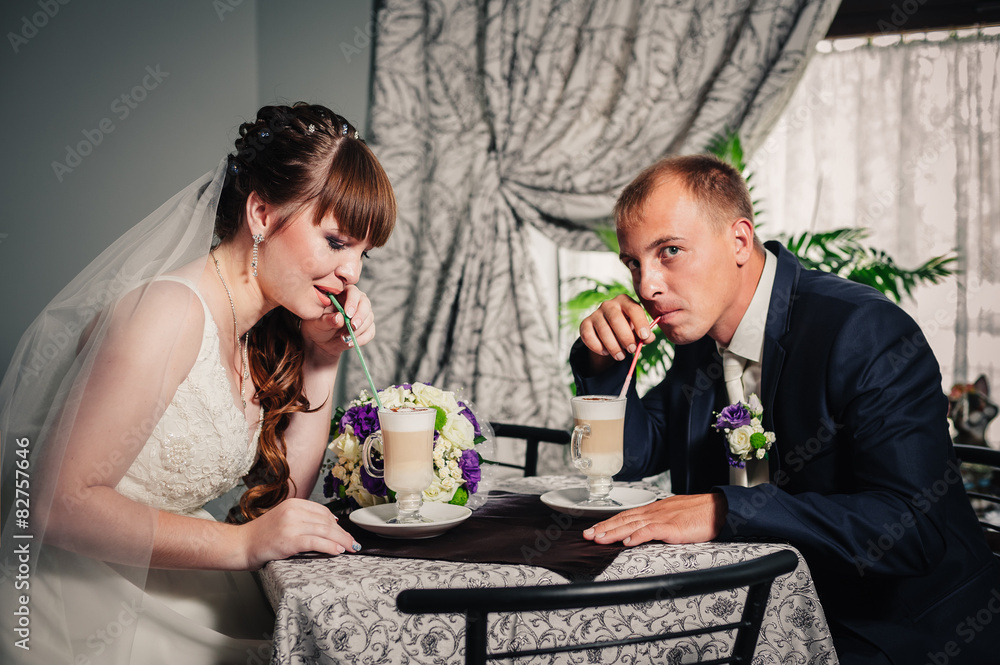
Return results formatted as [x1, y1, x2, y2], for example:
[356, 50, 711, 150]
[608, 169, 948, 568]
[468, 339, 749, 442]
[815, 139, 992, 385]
[716, 248, 777, 486]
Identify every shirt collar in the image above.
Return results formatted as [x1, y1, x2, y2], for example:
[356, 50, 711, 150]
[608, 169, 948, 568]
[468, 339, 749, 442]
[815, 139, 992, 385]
[716, 248, 777, 364]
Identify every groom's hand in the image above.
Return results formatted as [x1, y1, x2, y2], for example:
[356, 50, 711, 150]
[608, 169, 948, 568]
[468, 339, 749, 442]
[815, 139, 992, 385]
[582, 493, 728, 546]
[579, 294, 655, 373]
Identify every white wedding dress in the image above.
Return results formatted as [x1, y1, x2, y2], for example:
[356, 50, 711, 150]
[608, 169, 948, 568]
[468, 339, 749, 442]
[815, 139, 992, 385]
[17, 276, 276, 665]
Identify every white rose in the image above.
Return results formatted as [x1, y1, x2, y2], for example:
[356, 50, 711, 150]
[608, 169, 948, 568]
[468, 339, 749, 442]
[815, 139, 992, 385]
[729, 426, 754, 458]
[746, 394, 763, 414]
[756, 448, 767, 459]
[751, 418, 763, 431]
[331, 432, 362, 463]
[345, 468, 385, 508]
[765, 431, 776, 444]
[341, 436, 362, 463]
[441, 415, 475, 448]
[412, 383, 461, 413]
[377, 387, 408, 409]
[423, 478, 457, 503]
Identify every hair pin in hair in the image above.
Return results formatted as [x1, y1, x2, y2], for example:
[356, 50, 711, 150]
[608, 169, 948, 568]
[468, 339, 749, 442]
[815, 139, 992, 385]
[307, 123, 316, 133]
[228, 159, 239, 175]
[353, 130, 359, 139]
[260, 130, 270, 139]
[341, 122, 349, 137]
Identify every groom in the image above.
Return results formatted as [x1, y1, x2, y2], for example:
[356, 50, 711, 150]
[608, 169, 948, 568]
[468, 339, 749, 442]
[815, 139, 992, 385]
[571, 155, 1000, 664]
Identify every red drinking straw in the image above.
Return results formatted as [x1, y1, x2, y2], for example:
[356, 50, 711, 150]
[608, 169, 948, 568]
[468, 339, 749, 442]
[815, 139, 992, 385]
[618, 315, 662, 399]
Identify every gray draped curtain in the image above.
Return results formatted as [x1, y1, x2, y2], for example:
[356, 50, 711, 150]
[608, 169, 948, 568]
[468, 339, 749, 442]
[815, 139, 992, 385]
[352, 0, 840, 427]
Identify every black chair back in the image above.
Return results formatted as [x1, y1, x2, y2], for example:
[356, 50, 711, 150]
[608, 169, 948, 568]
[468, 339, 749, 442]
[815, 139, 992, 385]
[488, 422, 570, 477]
[397, 549, 799, 664]
[954, 443, 1000, 558]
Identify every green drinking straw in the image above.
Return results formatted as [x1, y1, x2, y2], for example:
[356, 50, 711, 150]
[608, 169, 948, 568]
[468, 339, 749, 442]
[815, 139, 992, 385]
[328, 294, 383, 409]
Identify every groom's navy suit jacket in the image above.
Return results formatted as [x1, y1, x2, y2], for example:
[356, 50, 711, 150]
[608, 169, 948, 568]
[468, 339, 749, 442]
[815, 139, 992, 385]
[572, 241, 1000, 664]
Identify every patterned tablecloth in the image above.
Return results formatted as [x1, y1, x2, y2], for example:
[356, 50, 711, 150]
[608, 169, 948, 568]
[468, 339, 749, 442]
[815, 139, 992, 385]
[260, 476, 839, 664]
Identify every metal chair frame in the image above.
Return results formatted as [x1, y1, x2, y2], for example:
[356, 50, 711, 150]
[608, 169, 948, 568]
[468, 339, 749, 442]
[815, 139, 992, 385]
[397, 550, 799, 665]
[954, 443, 1000, 556]
[488, 422, 570, 477]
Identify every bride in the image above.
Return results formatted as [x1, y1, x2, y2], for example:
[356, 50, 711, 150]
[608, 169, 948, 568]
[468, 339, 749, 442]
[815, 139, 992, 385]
[0, 103, 396, 664]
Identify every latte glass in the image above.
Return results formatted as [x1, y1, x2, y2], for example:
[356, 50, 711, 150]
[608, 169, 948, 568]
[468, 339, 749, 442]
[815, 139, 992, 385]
[362, 407, 436, 524]
[570, 395, 626, 506]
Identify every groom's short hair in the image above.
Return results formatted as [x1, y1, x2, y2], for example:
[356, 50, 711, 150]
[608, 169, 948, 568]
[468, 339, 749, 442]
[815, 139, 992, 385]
[615, 154, 756, 242]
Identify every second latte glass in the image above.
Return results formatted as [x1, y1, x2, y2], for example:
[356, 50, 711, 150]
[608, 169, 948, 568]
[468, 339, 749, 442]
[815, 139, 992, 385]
[570, 395, 626, 506]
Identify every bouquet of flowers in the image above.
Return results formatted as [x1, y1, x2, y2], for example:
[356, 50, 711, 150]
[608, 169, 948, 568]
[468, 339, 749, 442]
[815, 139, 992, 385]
[712, 393, 776, 467]
[323, 383, 494, 512]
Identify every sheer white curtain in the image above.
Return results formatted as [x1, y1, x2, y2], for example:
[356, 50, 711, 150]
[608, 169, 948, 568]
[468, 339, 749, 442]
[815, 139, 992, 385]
[748, 29, 1000, 398]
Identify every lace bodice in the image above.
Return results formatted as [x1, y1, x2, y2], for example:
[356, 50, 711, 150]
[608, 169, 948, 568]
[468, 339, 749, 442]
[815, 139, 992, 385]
[115, 277, 262, 517]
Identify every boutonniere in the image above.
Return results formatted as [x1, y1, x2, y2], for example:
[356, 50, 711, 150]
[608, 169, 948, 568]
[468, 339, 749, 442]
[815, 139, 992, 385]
[712, 393, 775, 468]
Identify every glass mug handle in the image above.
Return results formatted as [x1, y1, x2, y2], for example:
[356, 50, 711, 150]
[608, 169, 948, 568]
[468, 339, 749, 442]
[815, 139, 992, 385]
[362, 431, 384, 478]
[571, 423, 592, 471]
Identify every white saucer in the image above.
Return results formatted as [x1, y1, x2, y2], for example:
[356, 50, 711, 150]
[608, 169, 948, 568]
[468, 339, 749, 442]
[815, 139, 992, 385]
[349, 502, 472, 539]
[539, 487, 658, 517]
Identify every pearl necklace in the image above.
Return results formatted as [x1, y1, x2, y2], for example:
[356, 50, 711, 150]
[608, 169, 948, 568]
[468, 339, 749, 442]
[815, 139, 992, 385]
[210, 251, 250, 410]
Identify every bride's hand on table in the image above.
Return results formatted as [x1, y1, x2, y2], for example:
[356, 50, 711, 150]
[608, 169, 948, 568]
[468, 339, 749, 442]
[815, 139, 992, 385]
[582, 493, 728, 546]
[239, 498, 361, 570]
[301, 285, 374, 365]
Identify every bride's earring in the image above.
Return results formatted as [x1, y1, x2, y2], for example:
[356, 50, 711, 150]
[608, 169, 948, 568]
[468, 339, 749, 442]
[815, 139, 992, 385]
[251, 233, 263, 277]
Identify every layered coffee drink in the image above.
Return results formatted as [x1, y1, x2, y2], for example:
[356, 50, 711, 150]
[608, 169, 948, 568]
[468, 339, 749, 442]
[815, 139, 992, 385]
[570, 395, 627, 506]
[572, 397, 625, 477]
[378, 407, 436, 493]
[362, 406, 437, 523]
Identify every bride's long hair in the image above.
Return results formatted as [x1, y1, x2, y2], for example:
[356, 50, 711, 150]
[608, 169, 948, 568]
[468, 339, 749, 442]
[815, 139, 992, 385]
[214, 103, 396, 521]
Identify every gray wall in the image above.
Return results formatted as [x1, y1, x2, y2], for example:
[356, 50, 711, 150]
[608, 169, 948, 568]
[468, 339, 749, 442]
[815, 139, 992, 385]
[0, 0, 374, 377]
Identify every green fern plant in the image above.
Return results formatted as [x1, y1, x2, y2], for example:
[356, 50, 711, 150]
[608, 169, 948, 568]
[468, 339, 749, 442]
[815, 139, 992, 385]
[562, 128, 957, 385]
[782, 227, 956, 303]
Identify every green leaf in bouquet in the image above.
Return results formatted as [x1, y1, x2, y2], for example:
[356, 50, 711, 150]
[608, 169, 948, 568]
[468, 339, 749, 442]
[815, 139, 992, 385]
[330, 405, 347, 436]
[433, 406, 448, 431]
[473, 435, 487, 444]
[449, 486, 469, 506]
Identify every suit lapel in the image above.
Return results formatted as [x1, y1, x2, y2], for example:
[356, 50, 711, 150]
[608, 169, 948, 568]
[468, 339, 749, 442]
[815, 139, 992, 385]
[761, 241, 801, 476]
[677, 343, 729, 494]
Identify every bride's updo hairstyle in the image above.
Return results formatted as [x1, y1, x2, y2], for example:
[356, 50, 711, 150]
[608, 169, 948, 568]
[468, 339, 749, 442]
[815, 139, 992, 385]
[215, 102, 396, 522]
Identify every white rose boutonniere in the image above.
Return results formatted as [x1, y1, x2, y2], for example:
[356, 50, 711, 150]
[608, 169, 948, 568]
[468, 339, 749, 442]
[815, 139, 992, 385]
[712, 393, 776, 468]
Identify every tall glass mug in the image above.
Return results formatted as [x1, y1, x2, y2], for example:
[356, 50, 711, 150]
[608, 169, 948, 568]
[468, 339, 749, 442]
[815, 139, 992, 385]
[570, 395, 626, 506]
[362, 407, 437, 523]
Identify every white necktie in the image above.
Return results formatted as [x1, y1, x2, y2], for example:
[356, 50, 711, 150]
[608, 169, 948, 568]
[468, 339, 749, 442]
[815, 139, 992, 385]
[722, 351, 746, 404]
[722, 351, 748, 486]
[721, 350, 769, 487]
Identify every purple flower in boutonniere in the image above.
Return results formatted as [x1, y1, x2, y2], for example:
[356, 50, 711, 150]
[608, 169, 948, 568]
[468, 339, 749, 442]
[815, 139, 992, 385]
[712, 393, 776, 467]
[716, 402, 752, 431]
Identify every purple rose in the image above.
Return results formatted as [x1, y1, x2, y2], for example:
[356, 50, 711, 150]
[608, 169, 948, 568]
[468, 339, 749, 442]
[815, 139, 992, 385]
[360, 460, 388, 497]
[715, 402, 751, 431]
[458, 402, 481, 437]
[341, 404, 380, 441]
[458, 448, 481, 494]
